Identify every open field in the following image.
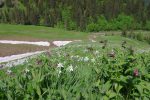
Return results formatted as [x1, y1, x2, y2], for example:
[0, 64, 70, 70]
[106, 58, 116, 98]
[1, 0, 150, 99]
[0, 24, 88, 40]
[0, 24, 150, 99]
[0, 41, 150, 99]
[0, 24, 87, 57]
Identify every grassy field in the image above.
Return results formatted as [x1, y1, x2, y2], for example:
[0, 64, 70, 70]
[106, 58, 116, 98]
[0, 24, 149, 56]
[0, 24, 150, 99]
[96, 35, 150, 50]
[0, 24, 88, 56]
[0, 41, 150, 99]
[0, 24, 88, 40]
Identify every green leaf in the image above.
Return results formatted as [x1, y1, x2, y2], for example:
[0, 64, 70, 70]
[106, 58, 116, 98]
[102, 81, 111, 93]
[135, 85, 143, 95]
[103, 96, 109, 100]
[114, 83, 123, 93]
[36, 86, 42, 98]
[106, 90, 117, 99]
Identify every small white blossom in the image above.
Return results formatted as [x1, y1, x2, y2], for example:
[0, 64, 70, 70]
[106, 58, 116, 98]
[84, 57, 89, 62]
[57, 70, 62, 77]
[25, 68, 30, 73]
[94, 50, 99, 55]
[7, 70, 12, 74]
[57, 63, 64, 68]
[83, 49, 88, 53]
[91, 58, 96, 62]
[58, 70, 62, 74]
[76, 55, 79, 58]
[71, 56, 74, 59]
[91, 39, 96, 42]
[67, 65, 74, 72]
[81, 57, 84, 61]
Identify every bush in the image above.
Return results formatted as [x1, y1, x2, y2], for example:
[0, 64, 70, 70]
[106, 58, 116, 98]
[67, 20, 77, 30]
[116, 14, 134, 30]
[86, 23, 99, 32]
[97, 15, 108, 30]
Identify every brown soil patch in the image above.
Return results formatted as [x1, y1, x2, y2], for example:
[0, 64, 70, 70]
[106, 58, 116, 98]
[0, 44, 51, 57]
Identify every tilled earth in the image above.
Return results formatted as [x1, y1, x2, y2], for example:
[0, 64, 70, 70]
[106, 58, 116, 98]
[0, 44, 51, 57]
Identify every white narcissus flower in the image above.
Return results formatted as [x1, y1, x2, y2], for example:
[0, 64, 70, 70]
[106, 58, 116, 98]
[25, 68, 30, 73]
[76, 55, 79, 58]
[80, 57, 84, 61]
[57, 70, 62, 77]
[84, 57, 89, 62]
[67, 65, 74, 72]
[57, 63, 64, 68]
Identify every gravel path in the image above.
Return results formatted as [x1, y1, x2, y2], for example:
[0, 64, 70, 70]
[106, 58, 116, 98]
[0, 51, 46, 68]
[53, 41, 72, 47]
[0, 51, 45, 63]
[0, 40, 50, 46]
[0, 40, 74, 68]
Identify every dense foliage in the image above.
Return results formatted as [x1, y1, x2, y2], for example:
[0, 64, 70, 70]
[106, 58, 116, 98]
[0, 42, 150, 99]
[0, 0, 150, 31]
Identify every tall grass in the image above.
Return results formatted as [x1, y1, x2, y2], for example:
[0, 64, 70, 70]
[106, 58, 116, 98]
[126, 31, 150, 44]
[0, 43, 150, 99]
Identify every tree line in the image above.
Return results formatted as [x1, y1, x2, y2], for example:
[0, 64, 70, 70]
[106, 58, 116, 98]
[0, 0, 150, 31]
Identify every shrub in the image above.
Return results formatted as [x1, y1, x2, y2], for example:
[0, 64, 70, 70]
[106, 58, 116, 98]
[97, 15, 108, 30]
[86, 23, 99, 32]
[55, 21, 65, 29]
[116, 14, 134, 30]
[67, 20, 77, 30]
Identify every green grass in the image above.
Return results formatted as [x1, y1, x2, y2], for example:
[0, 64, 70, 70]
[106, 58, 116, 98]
[0, 42, 150, 99]
[96, 35, 150, 51]
[0, 24, 88, 40]
[0, 24, 150, 99]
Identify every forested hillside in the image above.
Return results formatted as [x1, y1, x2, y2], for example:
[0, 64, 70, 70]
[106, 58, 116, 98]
[0, 0, 150, 31]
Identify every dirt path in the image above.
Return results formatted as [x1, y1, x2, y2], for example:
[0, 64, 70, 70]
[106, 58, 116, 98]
[0, 44, 50, 57]
[0, 40, 76, 68]
[0, 51, 46, 68]
[0, 40, 50, 46]
[0, 40, 73, 57]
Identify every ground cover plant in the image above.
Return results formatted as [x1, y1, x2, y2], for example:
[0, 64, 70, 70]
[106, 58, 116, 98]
[0, 41, 149, 100]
